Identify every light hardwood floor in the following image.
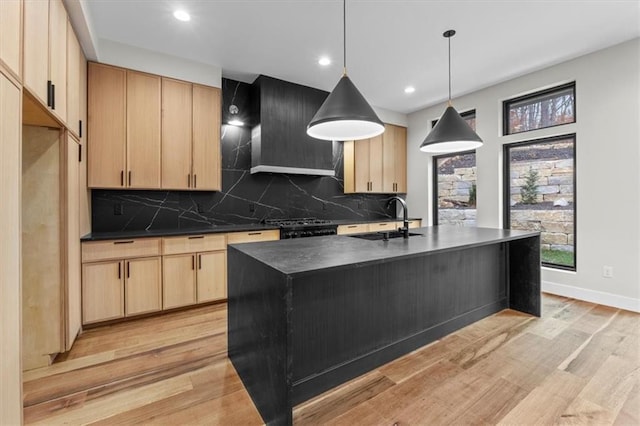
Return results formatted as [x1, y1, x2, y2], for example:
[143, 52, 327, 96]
[23, 294, 639, 425]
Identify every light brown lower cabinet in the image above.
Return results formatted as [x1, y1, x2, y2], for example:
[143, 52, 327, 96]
[162, 254, 197, 309]
[337, 220, 422, 235]
[82, 256, 162, 324]
[197, 251, 227, 302]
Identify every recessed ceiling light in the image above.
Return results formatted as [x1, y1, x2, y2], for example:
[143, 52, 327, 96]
[228, 119, 244, 127]
[173, 10, 190, 22]
[404, 86, 415, 94]
[318, 57, 331, 66]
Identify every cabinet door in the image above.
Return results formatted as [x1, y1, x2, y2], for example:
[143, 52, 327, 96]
[48, 0, 66, 121]
[0, 0, 22, 77]
[66, 20, 81, 138]
[368, 134, 383, 192]
[394, 126, 407, 193]
[0, 71, 22, 425]
[382, 124, 396, 193]
[82, 261, 124, 324]
[162, 254, 196, 309]
[23, 0, 49, 104]
[161, 78, 192, 189]
[125, 257, 162, 316]
[196, 251, 226, 303]
[192, 85, 221, 190]
[353, 139, 371, 193]
[88, 63, 126, 188]
[127, 70, 161, 188]
[65, 137, 81, 350]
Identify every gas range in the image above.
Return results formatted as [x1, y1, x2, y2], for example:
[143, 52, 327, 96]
[263, 218, 338, 239]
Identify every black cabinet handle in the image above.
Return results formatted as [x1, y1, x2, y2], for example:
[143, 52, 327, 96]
[128, 171, 132, 186]
[120, 170, 124, 186]
[188, 235, 204, 239]
[248, 232, 262, 235]
[78, 144, 82, 162]
[188, 174, 191, 187]
[118, 262, 121, 279]
[194, 174, 197, 188]
[347, 225, 357, 228]
[47, 80, 52, 107]
[198, 254, 202, 270]
[51, 83, 55, 110]
[191, 255, 195, 270]
[114, 240, 134, 244]
[79, 120, 83, 138]
[126, 261, 130, 278]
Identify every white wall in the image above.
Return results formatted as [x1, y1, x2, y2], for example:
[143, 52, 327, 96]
[98, 39, 222, 88]
[374, 106, 408, 127]
[407, 38, 640, 312]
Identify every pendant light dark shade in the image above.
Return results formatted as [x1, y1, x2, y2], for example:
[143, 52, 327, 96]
[420, 29, 483, 153]
[419, 105, 482, 153]
[307, 0, 384, 141]
[307, 75, 384, 141]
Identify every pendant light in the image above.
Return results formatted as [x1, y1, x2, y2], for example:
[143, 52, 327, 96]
[307, 0, 384, 141]
[420, 30, 483, 154]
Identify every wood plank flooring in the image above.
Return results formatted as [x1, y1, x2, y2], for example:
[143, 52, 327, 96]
[23, 294, 639, 425]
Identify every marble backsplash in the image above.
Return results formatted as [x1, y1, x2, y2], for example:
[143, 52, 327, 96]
[91, 79, 397, 233]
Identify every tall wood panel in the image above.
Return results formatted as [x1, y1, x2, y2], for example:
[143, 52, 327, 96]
[0, 70, 22, 426]
[192, 84, 221, 190]
[23, 0, 49, 104]
[161, 78, 192, 189]
[65, 136, 81, 351]
[126, 70, 161, 188]
[88, 63, 126, 188]
[0, 0, 22, 78]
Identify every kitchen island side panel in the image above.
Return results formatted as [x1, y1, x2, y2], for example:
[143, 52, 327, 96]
[227, 246, 291, 426]
[290, 243, 507, 404]
[508, 235, 541, 316]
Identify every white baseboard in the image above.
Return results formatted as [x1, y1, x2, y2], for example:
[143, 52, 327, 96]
[542, 281, 640, 313]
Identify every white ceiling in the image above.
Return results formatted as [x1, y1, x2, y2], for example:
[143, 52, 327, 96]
[82, 0, 640, 114]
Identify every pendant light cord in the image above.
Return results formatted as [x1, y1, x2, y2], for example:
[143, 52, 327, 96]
[343, 0, 347, 76]
[448, 34, 451, 104]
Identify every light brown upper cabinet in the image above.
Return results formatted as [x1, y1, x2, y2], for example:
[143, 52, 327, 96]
[23, 0, 67, 122]
[126, 70, 161, 188]
[0, 0, 22, 78]
[89, 63, 220, 190]
[88, 62, 126, 188]
[162, 81, 221, 190]
[88, 63, 162, 189]
[382, 124, 407, 193]
[344, 124, 407, 194]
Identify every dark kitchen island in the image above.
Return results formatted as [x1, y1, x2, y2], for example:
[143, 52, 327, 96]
[227, 226, 540, 425]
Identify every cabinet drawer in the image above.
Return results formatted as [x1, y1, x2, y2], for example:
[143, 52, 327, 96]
[226, 229, 280, 244]
[162, 234, 226, 255]
[368, 222, 398, 232]
[408, 220, 422, 229]
[337, 224, 369, 235]
[82, 238, 161, 263]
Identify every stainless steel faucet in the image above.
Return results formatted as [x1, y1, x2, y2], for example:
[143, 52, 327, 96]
[387, 196, 409, 238]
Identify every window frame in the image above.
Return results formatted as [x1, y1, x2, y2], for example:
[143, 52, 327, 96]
[432, 149, 477, 225]
[502, 133, 577, 271]
[503, 82, 576, 136]
[431, 109, 476, 129]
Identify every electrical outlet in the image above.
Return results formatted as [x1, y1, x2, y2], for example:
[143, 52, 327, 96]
[602, 266, 614, 278]
[114, 203, 123, 215]
[249, 203, 255, 213]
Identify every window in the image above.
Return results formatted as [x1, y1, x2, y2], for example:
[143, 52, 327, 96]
[432, 110, 477, 226]
[503, 134, 576, 270]
[504, 82, 575, 135]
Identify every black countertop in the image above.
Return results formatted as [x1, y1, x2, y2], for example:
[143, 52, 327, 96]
[80, 218, 422, 241]
[229, 225, 539, 277]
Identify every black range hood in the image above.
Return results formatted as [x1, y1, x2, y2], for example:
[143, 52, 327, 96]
[250, 75, 335, 176]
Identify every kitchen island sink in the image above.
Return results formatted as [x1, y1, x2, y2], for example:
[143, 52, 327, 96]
[227, 225, 540, 425]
